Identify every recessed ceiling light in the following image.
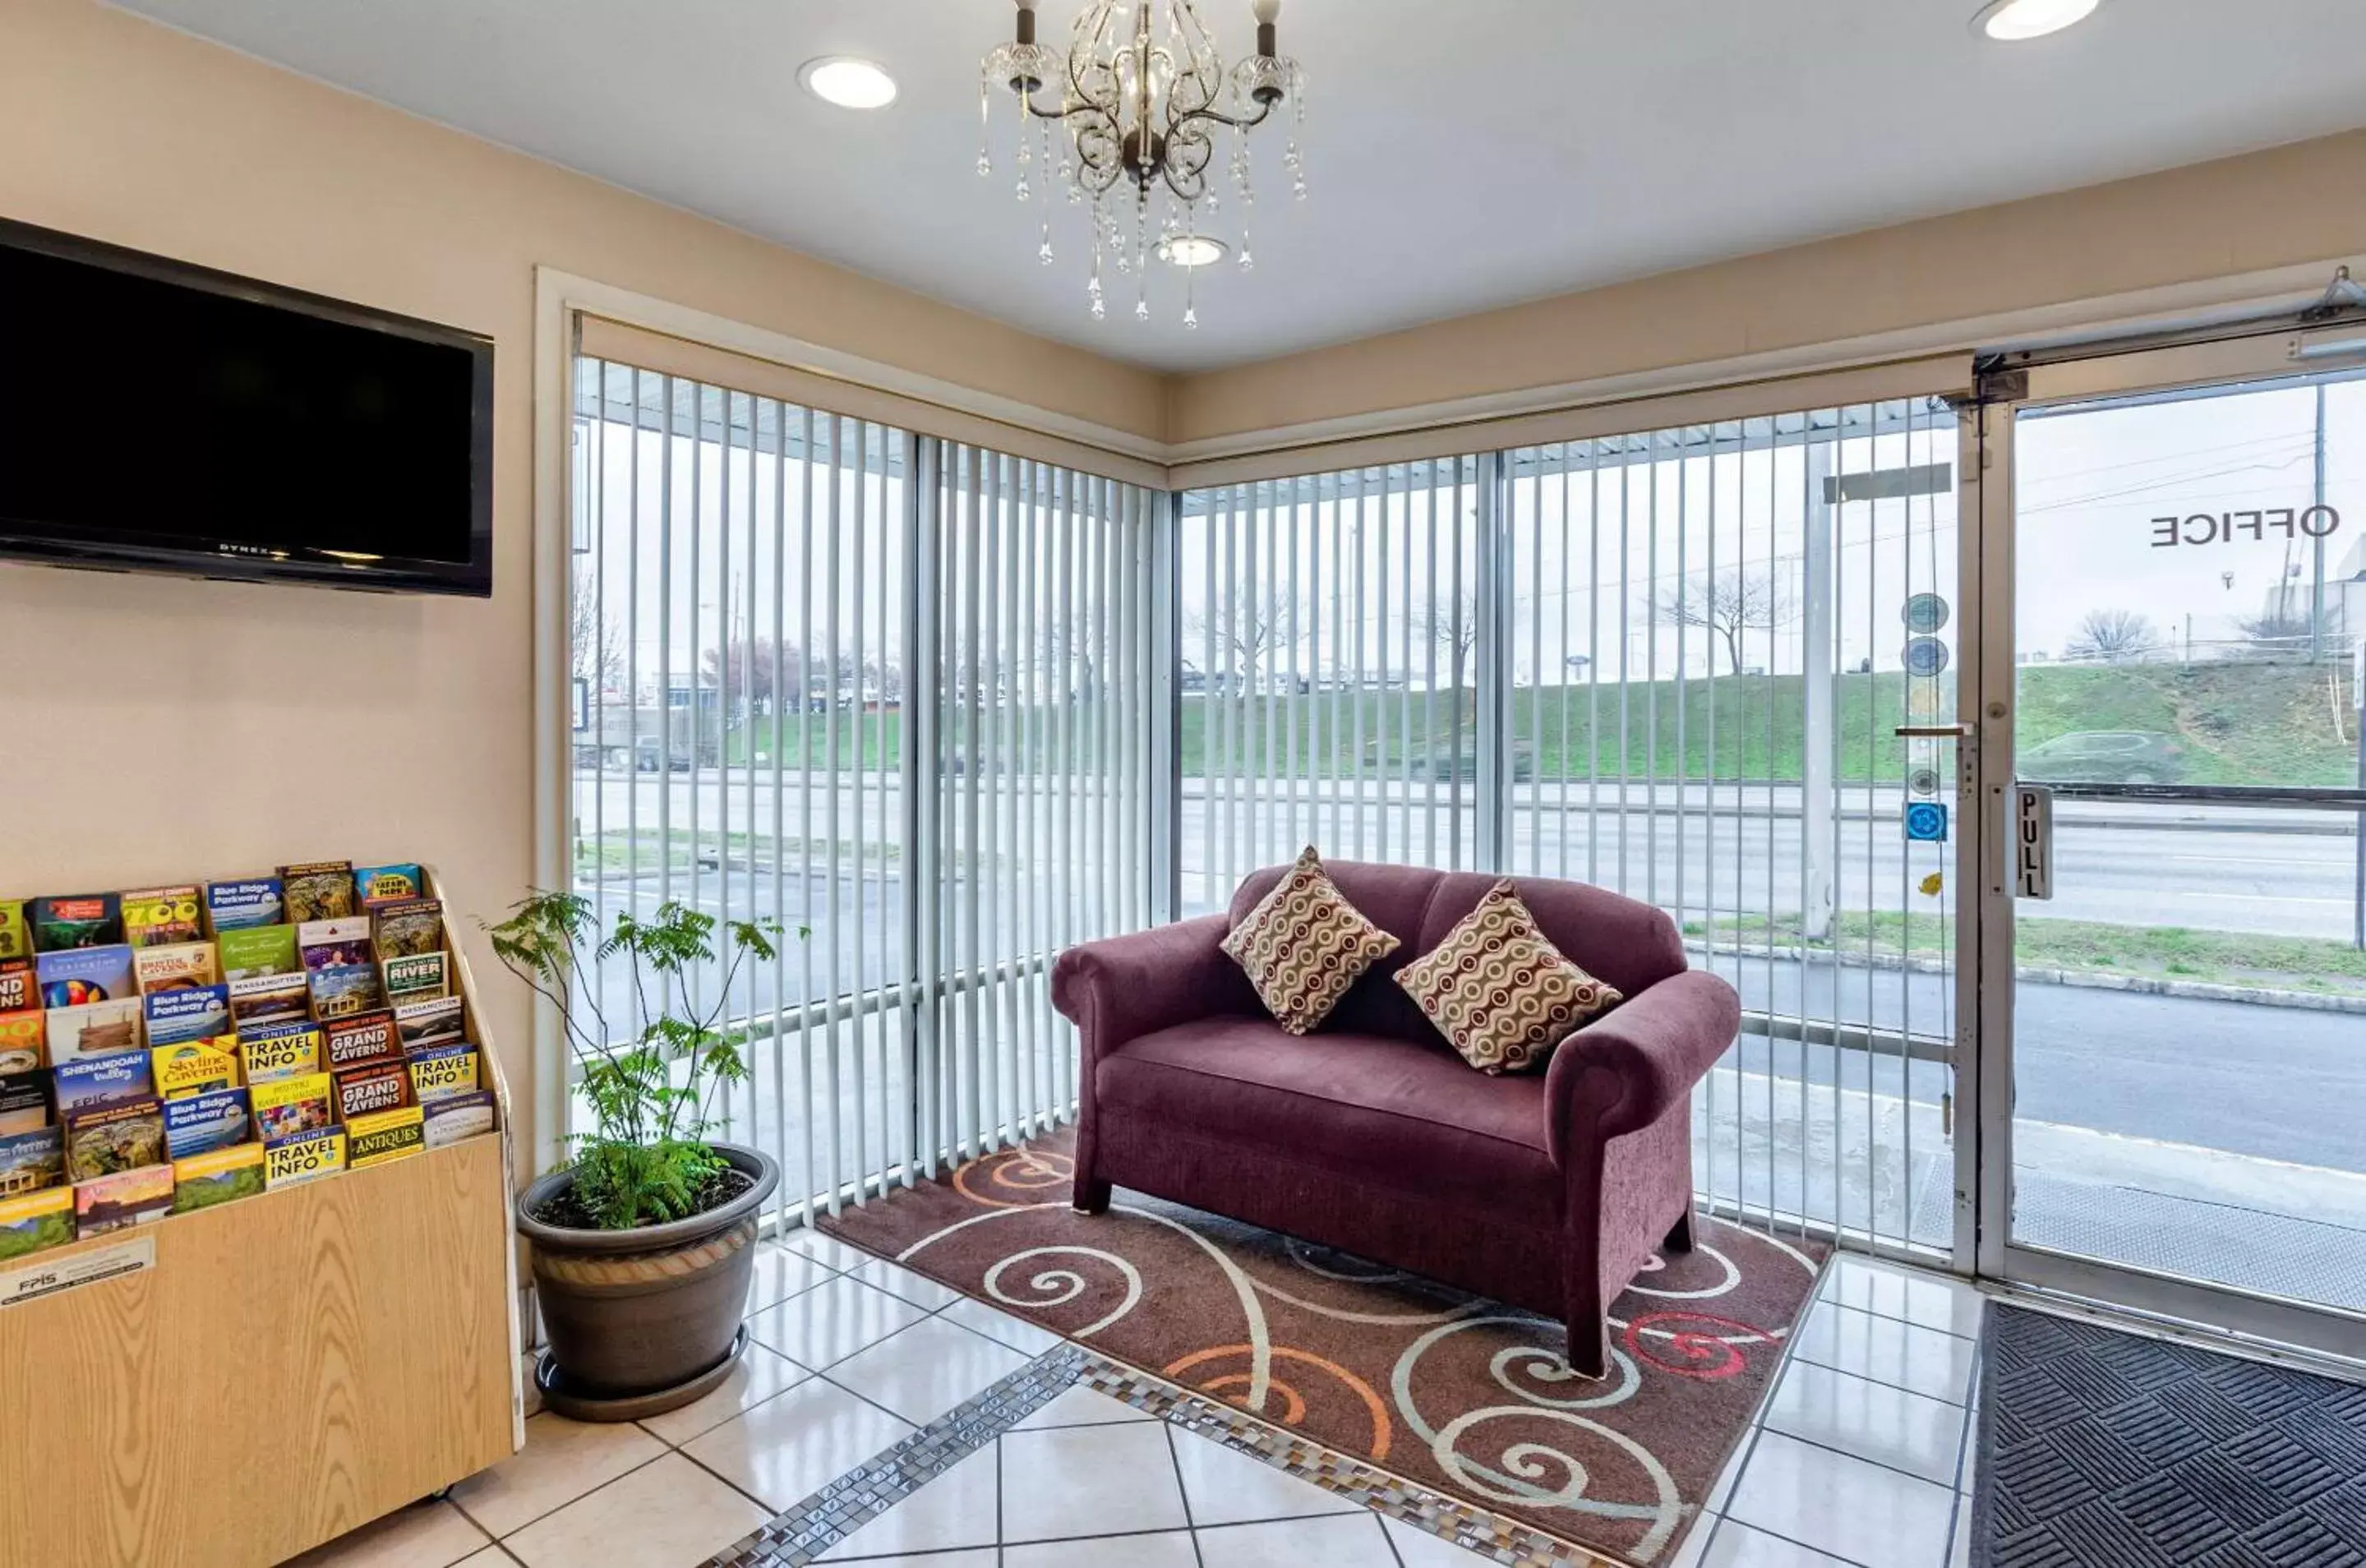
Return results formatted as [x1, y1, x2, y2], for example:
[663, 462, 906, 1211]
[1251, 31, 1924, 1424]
[800, 56, 897, 109]
[1972, 0, 2100, 41]
[1158, 235, 1229, 270]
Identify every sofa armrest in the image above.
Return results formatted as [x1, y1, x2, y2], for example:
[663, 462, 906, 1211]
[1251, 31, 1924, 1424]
[1050, 915, 1242, 1055]
[1543, 969, 1740, 1165]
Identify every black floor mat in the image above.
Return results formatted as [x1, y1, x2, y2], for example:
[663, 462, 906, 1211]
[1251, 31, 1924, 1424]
[1973, 1305, 2366, 1567]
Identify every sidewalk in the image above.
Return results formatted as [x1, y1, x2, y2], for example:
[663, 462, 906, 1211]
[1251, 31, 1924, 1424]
[1693, 939, 2366, 1014]
[1694, 1063, 2366, 1312]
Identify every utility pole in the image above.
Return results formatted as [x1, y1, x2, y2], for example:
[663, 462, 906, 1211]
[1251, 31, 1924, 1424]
[2313, 383, 2329, 665]
[2318, 380, 2360, 953]
[1802, 443, 1836, 941]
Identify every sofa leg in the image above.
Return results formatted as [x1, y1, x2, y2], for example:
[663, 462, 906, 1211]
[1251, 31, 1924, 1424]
[1564, 1316, 1612, 1381]
[1665, 1208, 1697, 1254]
[1072, 1175, 1111, 1215]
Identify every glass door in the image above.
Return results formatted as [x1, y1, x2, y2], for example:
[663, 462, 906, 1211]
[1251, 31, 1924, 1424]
[1979, 330, 2366, 1356]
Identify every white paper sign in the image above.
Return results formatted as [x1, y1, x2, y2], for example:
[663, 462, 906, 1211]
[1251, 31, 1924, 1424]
[0, 1234, 156, 1307]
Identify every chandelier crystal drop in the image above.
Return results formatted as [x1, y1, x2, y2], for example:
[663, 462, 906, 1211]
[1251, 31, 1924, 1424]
[981, 0, 1305, 329]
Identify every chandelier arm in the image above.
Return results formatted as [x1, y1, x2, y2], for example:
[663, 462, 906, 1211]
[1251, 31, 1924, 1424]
[1022, 96, 1114, 123]
[1160, 166, 1211, 204]
[1168, 96, 1279, 136]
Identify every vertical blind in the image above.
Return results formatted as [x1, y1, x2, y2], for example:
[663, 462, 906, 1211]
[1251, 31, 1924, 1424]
[1177, 459, 1485, 915]
[1493, 404, 1960, 1254]
[569, 357, 1156, 1228]
[922, 445, 1159, 1192]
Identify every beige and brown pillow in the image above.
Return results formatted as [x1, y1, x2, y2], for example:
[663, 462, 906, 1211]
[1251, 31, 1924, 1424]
[1395, 880, 1622, 1074]
[1220, 847, 1401, 1035]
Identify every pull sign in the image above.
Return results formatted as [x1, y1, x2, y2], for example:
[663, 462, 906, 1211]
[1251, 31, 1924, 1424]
[2015, 785, 2055, 901]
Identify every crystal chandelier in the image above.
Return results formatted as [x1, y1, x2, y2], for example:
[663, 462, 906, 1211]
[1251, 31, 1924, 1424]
[980, 0, 1306, 330]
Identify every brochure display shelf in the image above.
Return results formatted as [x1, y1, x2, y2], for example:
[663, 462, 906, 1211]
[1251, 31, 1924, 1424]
[0, 868, 523, 1567]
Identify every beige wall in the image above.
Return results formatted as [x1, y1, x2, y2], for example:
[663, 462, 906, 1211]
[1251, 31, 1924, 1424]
[0, 0, 1165, 1169]
[1172, 129, 2366, 445]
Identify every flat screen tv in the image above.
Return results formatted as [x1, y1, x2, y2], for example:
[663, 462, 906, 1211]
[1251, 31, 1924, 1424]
[0, 218, 494, 597]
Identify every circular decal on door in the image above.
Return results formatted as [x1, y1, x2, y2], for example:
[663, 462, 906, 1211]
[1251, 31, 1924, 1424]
[1908, 766, 1944, 797]
[1902, 593, 1950, 634]
[1903, 637, 1950, 677]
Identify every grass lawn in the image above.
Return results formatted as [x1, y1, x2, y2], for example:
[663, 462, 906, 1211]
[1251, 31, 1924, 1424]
[574, 829, 902, 878]
[1182, 662, 2355, 786]
[1688, 910, 2366, 997]
[680, 660, 2354, 786]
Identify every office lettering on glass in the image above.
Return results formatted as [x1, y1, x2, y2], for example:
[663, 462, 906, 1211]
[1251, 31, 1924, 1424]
[2147, 505, 2339, 546]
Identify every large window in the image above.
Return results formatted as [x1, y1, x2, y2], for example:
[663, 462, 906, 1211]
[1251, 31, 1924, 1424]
[567, 336, 1962, 1252]
[1182, 399, 1963, 1252]
[925, 445, 1159, 1185]
[1497, 408, 1961, 1252]
[569, 355, 1156, 1223]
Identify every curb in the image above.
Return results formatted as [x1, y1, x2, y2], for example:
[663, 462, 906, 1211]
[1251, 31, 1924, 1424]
[1686, 940, 2366, 1016]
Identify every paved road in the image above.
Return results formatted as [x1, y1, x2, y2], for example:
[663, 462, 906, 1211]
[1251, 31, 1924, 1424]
[579, 771, 2364, 938]
[1704, 955, 2363, 1172]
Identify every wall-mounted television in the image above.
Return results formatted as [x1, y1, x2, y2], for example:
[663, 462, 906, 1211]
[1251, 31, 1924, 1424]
[0, 218, 494, 597]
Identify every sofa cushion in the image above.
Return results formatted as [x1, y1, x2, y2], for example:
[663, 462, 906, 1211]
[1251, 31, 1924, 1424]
[1095, 1015, 1560, 1218]
[1228, 858, 1688, 1045]
[1229, 855, 1439, 1042]
[1395, 879, 1623, 1075]
[1219, 846, 1401, 1035]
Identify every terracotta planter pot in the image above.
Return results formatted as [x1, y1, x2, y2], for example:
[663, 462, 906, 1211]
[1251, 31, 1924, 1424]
[516, 1142, 780, 1419]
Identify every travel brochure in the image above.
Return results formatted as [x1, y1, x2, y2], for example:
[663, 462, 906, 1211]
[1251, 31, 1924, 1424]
[0, 860, 496, 1261]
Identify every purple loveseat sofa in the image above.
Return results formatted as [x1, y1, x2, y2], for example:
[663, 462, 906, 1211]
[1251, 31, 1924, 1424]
[1049, 859, 1741, 1378]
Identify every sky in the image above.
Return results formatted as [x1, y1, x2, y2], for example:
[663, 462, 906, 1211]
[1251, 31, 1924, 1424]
[2014, 375, 2364, 660]
[569, 366, 2366, 705]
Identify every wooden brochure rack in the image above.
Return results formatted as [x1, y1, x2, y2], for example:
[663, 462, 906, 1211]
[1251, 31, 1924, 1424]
[0, 869, 523, 1566]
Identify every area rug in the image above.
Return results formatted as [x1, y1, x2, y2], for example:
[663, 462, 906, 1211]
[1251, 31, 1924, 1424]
[1972, 1304, 2366, 1567]
[817, 1130, 1825, 1566]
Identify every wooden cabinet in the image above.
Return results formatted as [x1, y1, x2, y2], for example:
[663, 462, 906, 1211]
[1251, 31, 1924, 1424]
[0, 876, 523, 1566]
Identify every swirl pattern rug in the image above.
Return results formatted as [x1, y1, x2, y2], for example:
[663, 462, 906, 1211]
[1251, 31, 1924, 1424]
[818, 1132, 1825, 1566]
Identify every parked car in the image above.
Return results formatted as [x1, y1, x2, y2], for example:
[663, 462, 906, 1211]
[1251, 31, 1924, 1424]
[2018, 730, 2188, 784]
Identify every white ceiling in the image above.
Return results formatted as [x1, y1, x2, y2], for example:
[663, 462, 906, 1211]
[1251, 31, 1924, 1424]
[113, 0, 2366, 373]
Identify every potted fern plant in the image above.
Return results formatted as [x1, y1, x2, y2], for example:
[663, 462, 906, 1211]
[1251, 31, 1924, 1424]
[489, 891, 786, 1421]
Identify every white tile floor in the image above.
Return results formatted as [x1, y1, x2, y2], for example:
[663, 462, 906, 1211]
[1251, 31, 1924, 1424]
[286, 1235, 1993, 1568]
[1679, 1255, 1987, 1568]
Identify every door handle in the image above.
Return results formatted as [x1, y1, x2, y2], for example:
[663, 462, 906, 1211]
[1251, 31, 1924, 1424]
[1893, 724, 1973, 738]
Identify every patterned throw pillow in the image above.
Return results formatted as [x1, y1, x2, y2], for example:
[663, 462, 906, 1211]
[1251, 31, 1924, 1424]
[1395, 879, 1622, 1074]
[1220, 847, 1402, 1035]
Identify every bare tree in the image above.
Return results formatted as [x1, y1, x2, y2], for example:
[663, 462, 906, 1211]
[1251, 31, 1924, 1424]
[570, 569, 626, 694]
[1184, 593, 1307, 692]
[1036, 620, 1100, 699]
[2064, 608, 2156, 664]
[1653, 569, 1797, 676]
[2230, 608, 2317, 662]
[1423, 589, 1480, 685]
[701, 638, 834, 714]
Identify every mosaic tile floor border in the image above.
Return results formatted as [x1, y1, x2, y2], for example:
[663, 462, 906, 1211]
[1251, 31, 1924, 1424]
[1073, 1354, 1617, 1568]
[702, 1343, 1090, 1567]
[703, 1339, 1619, 1568]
